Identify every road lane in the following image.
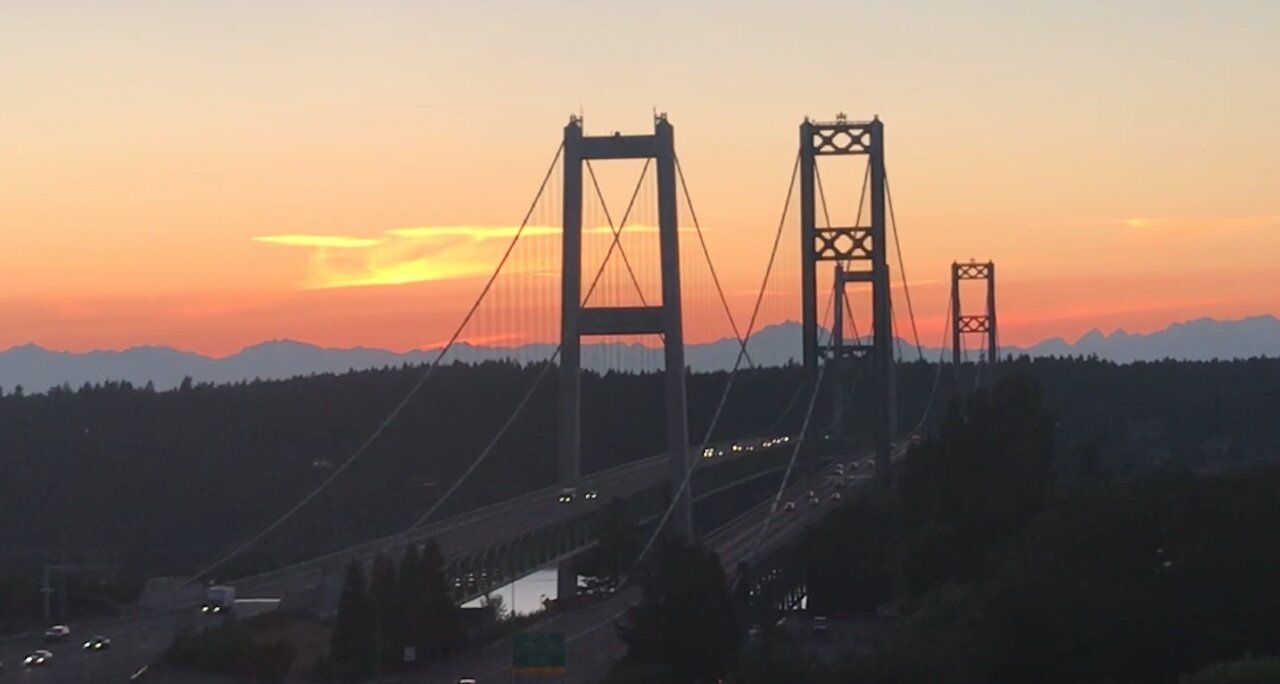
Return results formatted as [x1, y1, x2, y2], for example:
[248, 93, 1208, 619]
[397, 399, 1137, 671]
[0, 438, 793, 683]
[409, 453, 882, 684]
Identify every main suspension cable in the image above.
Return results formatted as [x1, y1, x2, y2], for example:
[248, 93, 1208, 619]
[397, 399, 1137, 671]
[676, 155, 755, 369]
[910, 296, 951, 436]
[187, 143, 566, 584]
[632, 153, 801, 568]
[405, 159, 654, 532]
[886, 171, 924, 361]
[748, 362, 827, 560]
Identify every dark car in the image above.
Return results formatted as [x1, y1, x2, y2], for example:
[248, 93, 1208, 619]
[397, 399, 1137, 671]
[43, 625, 71, 643]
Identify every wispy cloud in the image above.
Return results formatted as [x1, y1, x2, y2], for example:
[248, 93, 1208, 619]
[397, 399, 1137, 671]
[253, 234, 384, 248]
[254, 223, 664, 290]
[384, 224, 662, 240]
[387, 225, 559, 240]
[1028, 214, 1280, 234]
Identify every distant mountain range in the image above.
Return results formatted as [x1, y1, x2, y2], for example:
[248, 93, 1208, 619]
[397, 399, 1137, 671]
[2, 315, 1277, 394]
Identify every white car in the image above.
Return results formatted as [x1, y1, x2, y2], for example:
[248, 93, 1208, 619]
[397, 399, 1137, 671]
[24, 650, 53, 667]
[83, 635, 112, 652]
[43, 625, 71, 643]
[783, 501, 797, 513]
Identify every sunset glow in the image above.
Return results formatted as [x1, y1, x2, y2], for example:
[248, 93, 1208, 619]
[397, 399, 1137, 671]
[3, 1, 1277, 357]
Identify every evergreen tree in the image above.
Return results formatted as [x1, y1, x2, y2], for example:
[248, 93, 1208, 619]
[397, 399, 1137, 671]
[395, 544, 424, 666]
[896, 371, 1055, 592]
[617, 539, 741, 683]
[368, 552, 399, 669]
[419, 540, 461, 659]
[330, 560, 376, 679]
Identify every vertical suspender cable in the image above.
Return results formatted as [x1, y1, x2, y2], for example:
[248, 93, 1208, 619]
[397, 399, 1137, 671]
[186, 144, 566, 584]
[632, 154, 801, 568]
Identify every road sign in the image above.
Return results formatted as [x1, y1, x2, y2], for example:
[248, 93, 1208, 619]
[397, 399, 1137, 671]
[512, 631, 566, 675]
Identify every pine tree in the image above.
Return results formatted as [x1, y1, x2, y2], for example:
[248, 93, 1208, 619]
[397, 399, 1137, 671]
[396, 544, 424, 666]
[617, 539, 741, 683]
[330, 560, 376, 678]
[420, 539, 462, 659]
[369, 552, 399, 669]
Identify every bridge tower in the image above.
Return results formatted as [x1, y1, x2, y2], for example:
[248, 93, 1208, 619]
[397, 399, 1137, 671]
[800, 116, 895, 475]
[950, 260, 998, 364]
[559, 113, 693, 540]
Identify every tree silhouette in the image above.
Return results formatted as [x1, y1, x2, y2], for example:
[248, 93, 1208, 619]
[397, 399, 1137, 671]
[418, 540, 460, 659]
[616, 539, 741, 684]
[368, 552, 398, 669]
[329, 560, 375, 678]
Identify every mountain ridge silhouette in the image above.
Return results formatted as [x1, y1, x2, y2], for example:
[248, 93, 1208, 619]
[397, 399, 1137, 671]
[3, 315, 1277, 394]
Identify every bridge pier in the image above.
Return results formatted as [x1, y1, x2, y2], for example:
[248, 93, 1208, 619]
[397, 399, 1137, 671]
[556, 558, 578, 604]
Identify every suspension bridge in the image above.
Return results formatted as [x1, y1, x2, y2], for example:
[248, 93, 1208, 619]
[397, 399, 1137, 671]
[6, 113, 1006, 683]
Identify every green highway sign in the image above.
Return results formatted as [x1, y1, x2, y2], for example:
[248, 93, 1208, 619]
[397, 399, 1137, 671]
[512, 631, 567, 675]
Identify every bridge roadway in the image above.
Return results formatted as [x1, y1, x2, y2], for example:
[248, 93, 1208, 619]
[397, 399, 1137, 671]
[415, 451, 883, 684]
[0, 437, 787, 683]
[234, 435, 789, 597]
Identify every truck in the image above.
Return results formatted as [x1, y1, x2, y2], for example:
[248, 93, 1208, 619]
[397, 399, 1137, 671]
[200, 585, 236, 614]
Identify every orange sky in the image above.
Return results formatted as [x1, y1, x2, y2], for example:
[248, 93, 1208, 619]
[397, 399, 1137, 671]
[2, 2, 1278, 356]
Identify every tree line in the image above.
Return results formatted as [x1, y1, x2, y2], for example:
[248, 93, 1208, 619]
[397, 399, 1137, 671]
[326, 540, 462, 679]
[599, 369, 1280, 683]
[0, 355, 1276, 625]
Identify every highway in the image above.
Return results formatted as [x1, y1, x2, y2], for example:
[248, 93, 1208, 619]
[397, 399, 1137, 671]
[411, 452, 881, 684]
[0, 610, 186, 683]
[235, 434, 789, 597]
[0, 437, 788, 683]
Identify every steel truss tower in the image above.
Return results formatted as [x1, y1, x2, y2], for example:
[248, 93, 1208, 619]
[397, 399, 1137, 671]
[951, 260, 998, 364]
[559, 113, 692, 539]
[800, 115, 895, 476]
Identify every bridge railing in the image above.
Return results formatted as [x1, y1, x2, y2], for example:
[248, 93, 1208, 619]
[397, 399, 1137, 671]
[229, 454, 664, 591]
[228, 435, 793, 593]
